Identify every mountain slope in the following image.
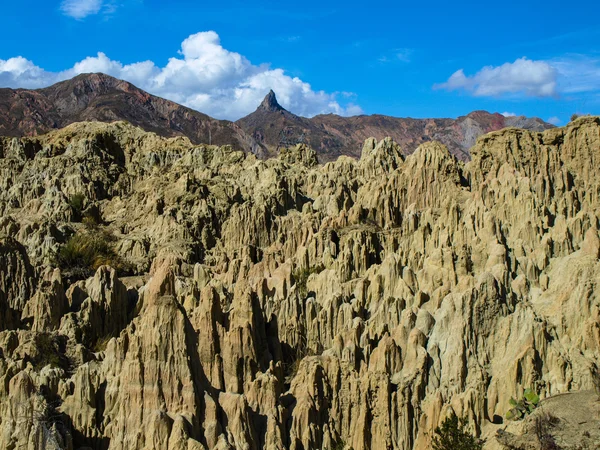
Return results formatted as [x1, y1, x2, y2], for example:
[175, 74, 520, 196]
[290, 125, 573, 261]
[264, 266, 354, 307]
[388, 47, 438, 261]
[237, 91, 554, 161]
[0, 73, 262, 154]
[0, 74, 554, 162]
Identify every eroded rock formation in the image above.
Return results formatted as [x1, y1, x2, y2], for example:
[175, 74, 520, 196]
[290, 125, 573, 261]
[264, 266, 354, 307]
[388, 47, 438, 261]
[0, 117, 599, 449]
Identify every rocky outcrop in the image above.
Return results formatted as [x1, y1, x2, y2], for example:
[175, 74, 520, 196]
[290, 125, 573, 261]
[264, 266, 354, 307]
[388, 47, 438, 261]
[0, 116, 598, 449]
[0, 236, 36, 330]
[491, 390, 600, 449]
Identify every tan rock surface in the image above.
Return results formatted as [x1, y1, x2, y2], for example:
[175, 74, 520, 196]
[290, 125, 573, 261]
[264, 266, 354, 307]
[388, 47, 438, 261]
[0, 116, 599, 449]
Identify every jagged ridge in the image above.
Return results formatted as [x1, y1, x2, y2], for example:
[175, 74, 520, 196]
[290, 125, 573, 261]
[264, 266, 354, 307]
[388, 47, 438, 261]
[0, 117, 599, 449]
[236, 91, 554, 161]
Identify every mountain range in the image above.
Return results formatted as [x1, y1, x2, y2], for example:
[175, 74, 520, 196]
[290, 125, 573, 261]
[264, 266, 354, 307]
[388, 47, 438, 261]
[0, 73, 554, 161]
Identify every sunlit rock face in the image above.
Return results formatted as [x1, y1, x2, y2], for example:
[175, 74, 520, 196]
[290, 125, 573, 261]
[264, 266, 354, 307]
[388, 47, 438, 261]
[0, 117, 599, 449]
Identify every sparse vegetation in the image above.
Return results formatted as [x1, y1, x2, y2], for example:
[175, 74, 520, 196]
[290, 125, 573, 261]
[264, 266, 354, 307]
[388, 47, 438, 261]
[82, 214, 100, 229]
[292, 264, 325, 299]
[571, 113, 579, 122]
[431, 413, 483, 450]
[31, 333, 71, 372]
[360, 216, 383, 230]
[283, 332, 315, 384]
[506, 388, 540, 421]
[330, 439, 347, 450]
[56, 229, 130, 279]
[93, 334, 114, 353]
[68, 193, 86, 219]
[15, 393, 71, 448]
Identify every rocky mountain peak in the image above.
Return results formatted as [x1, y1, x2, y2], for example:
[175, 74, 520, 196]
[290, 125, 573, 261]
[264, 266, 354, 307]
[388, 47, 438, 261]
[259, 89, 284, 112]
[0, 73, 264, 156]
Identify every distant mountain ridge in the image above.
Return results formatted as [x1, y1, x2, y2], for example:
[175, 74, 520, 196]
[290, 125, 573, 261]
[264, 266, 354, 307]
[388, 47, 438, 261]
[236, 90, 554, 161]
[0, 73, 262, 155]
[0, 73, 554, 161]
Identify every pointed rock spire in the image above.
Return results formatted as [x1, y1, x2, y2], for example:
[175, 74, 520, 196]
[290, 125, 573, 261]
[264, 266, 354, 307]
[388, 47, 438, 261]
[259, 90, 284, 112]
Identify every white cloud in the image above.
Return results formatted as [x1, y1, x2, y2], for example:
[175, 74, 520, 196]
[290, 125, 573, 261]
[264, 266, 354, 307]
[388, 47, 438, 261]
[550, 54, 600, 94]
[436, 55, 600, 101]
[0, 31, 361, 120]
[501, 112, 517, 117]
[344, 104, 364, 116]
[60, 0, 130, 20]
[547, 116, 562, 125]
[0, 57, 59, 89]
[60, 0, 103, 19]
[435, 57, 558, 97]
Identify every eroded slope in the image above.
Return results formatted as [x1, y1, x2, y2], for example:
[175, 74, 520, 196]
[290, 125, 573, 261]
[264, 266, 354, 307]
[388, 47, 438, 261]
[0, 118, 599, 449]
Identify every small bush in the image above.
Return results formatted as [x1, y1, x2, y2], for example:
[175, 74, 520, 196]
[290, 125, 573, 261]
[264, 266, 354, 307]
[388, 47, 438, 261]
[56, 229, 130, 279]
[432, 413, 483, 450]
[570, 113, 579, 122]
[93, 334, 114, 353]
[32, 333, 71, 372]
[330, 440, 346, 450]
[82, 214, 100, 229]
[506, 388, 540, 420]
[283, 333, 315, 385]
[68, 193, 86, 219]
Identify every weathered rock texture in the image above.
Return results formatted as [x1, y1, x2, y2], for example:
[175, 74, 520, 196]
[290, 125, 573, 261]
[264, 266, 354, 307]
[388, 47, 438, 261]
[0, 116, 599, 449]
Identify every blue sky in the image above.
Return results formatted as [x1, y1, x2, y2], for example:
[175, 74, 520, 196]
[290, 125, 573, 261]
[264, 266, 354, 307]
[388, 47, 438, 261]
[1, 0, 599, 123]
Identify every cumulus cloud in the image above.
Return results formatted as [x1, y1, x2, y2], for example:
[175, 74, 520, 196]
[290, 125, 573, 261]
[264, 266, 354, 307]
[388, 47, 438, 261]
[0, 57, 59, 88]
[0, 31, 362, 120]
[547, 116, 562, 125]
[60, 0, 103, 19]
[435, 57, 558, 97]
[501, 112, 517, 117]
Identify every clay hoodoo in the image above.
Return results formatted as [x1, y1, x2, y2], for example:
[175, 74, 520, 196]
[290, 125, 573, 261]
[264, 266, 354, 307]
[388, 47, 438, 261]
[0, 117, 599, 449]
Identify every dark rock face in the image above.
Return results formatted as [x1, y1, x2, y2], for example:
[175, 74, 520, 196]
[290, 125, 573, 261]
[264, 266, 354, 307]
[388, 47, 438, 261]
[259, 90, 284, 112]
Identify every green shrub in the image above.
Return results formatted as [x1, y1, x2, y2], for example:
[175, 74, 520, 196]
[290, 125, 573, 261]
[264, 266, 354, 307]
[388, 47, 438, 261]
[56, 229, 130, 279]
[432, 413, 483, 450]
[506, 388, 540, 420]
[570, 113, 579, 122]
[68, 193, 86, 219]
